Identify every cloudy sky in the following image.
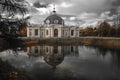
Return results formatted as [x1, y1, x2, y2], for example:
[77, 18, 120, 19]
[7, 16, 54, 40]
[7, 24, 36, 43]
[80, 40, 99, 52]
[25, 0, 120, 27]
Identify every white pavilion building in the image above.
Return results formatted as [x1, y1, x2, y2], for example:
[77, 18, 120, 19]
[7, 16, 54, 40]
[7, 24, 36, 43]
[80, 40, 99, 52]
[27, 8, 80, 38]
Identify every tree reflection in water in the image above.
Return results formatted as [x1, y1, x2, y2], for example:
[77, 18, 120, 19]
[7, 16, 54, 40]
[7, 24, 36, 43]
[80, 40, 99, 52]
[0, 45, 120, 80]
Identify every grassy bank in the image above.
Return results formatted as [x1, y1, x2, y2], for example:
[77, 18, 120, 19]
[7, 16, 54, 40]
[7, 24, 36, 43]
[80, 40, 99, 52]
[22, 37, 120, 48]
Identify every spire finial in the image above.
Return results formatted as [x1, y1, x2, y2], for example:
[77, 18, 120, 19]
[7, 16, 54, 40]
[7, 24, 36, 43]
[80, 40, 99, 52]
[53, 4, 56, 13]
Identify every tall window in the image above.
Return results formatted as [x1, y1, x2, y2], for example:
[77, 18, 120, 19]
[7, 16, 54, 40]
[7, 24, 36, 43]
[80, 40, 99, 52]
[35, 29, 38, 36]
[46, 30, 48, 35]
[71, 30, 74, 36]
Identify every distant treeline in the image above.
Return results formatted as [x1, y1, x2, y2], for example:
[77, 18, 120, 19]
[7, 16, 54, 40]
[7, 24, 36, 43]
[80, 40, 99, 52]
[80, 21, 120, 37]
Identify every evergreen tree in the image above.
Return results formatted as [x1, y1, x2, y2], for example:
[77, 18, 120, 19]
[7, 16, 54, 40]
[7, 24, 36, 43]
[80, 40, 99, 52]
[0, 0, 29, 37]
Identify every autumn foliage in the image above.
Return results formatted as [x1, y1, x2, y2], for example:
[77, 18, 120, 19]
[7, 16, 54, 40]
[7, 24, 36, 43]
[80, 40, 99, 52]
[80, 21, 120, 37]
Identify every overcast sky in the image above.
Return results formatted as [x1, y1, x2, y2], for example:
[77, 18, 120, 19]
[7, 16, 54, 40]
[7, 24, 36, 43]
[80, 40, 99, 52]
[25, 0, 120, 27]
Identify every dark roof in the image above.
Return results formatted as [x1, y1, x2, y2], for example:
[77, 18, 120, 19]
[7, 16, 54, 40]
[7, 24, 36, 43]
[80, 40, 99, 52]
[44, 14, 64, 25]
[44, 55, 64, 67]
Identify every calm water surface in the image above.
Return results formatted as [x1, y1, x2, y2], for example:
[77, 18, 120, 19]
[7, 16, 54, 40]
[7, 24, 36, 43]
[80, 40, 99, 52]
[0, 45, 120, 80]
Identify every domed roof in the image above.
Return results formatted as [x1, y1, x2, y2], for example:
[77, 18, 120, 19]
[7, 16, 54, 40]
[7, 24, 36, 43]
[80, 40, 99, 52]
[44, 54, 64, 69]
[44, 56, 63, 66]
[44, 14, 64, 25]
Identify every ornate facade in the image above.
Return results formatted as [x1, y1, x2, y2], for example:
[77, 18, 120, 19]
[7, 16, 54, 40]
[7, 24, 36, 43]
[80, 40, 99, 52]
[27, 9, 80, 38]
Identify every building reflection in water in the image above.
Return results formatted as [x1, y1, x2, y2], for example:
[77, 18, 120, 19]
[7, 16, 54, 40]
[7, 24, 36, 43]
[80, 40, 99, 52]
[26, 45, 79, 69]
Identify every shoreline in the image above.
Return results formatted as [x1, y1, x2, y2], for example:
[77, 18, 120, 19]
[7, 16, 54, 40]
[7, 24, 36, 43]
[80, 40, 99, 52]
[21, 37, 120, 48]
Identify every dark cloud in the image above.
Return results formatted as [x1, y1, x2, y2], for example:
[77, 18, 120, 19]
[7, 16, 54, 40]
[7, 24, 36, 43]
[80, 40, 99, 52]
[15, 0, 24, 2]
[33, 1, 48, 8]
[59, 14, 75, 18]
[112, 0, 120, 6]
[28, 0, 115, 14]
[110, 0, 120, 15]
[109, 8, 117, 15]
[34, 0, 68, 4]
[27, 0, 119, 26]
[32, 0, 52, 4]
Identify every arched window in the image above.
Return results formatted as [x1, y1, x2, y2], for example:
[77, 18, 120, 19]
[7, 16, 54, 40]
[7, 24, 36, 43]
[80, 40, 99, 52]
[35, 29, 38, 36]
[71, 30, 74, 36]
[46, 30, 49, 35]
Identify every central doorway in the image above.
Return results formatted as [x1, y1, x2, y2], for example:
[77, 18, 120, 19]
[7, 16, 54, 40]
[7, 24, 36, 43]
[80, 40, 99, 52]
[54, 29, 58, 37]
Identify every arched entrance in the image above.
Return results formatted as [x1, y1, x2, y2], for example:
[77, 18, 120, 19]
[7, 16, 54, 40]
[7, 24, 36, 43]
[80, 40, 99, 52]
[53, 46, 58, 54]
[54, 29, 58, 37]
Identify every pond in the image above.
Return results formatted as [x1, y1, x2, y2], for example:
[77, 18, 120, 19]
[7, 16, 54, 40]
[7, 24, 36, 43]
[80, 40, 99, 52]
[0, 45, 120, 80]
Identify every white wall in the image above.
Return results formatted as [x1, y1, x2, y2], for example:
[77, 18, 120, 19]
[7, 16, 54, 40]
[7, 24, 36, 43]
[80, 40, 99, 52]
[27, 25, 80, 38]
